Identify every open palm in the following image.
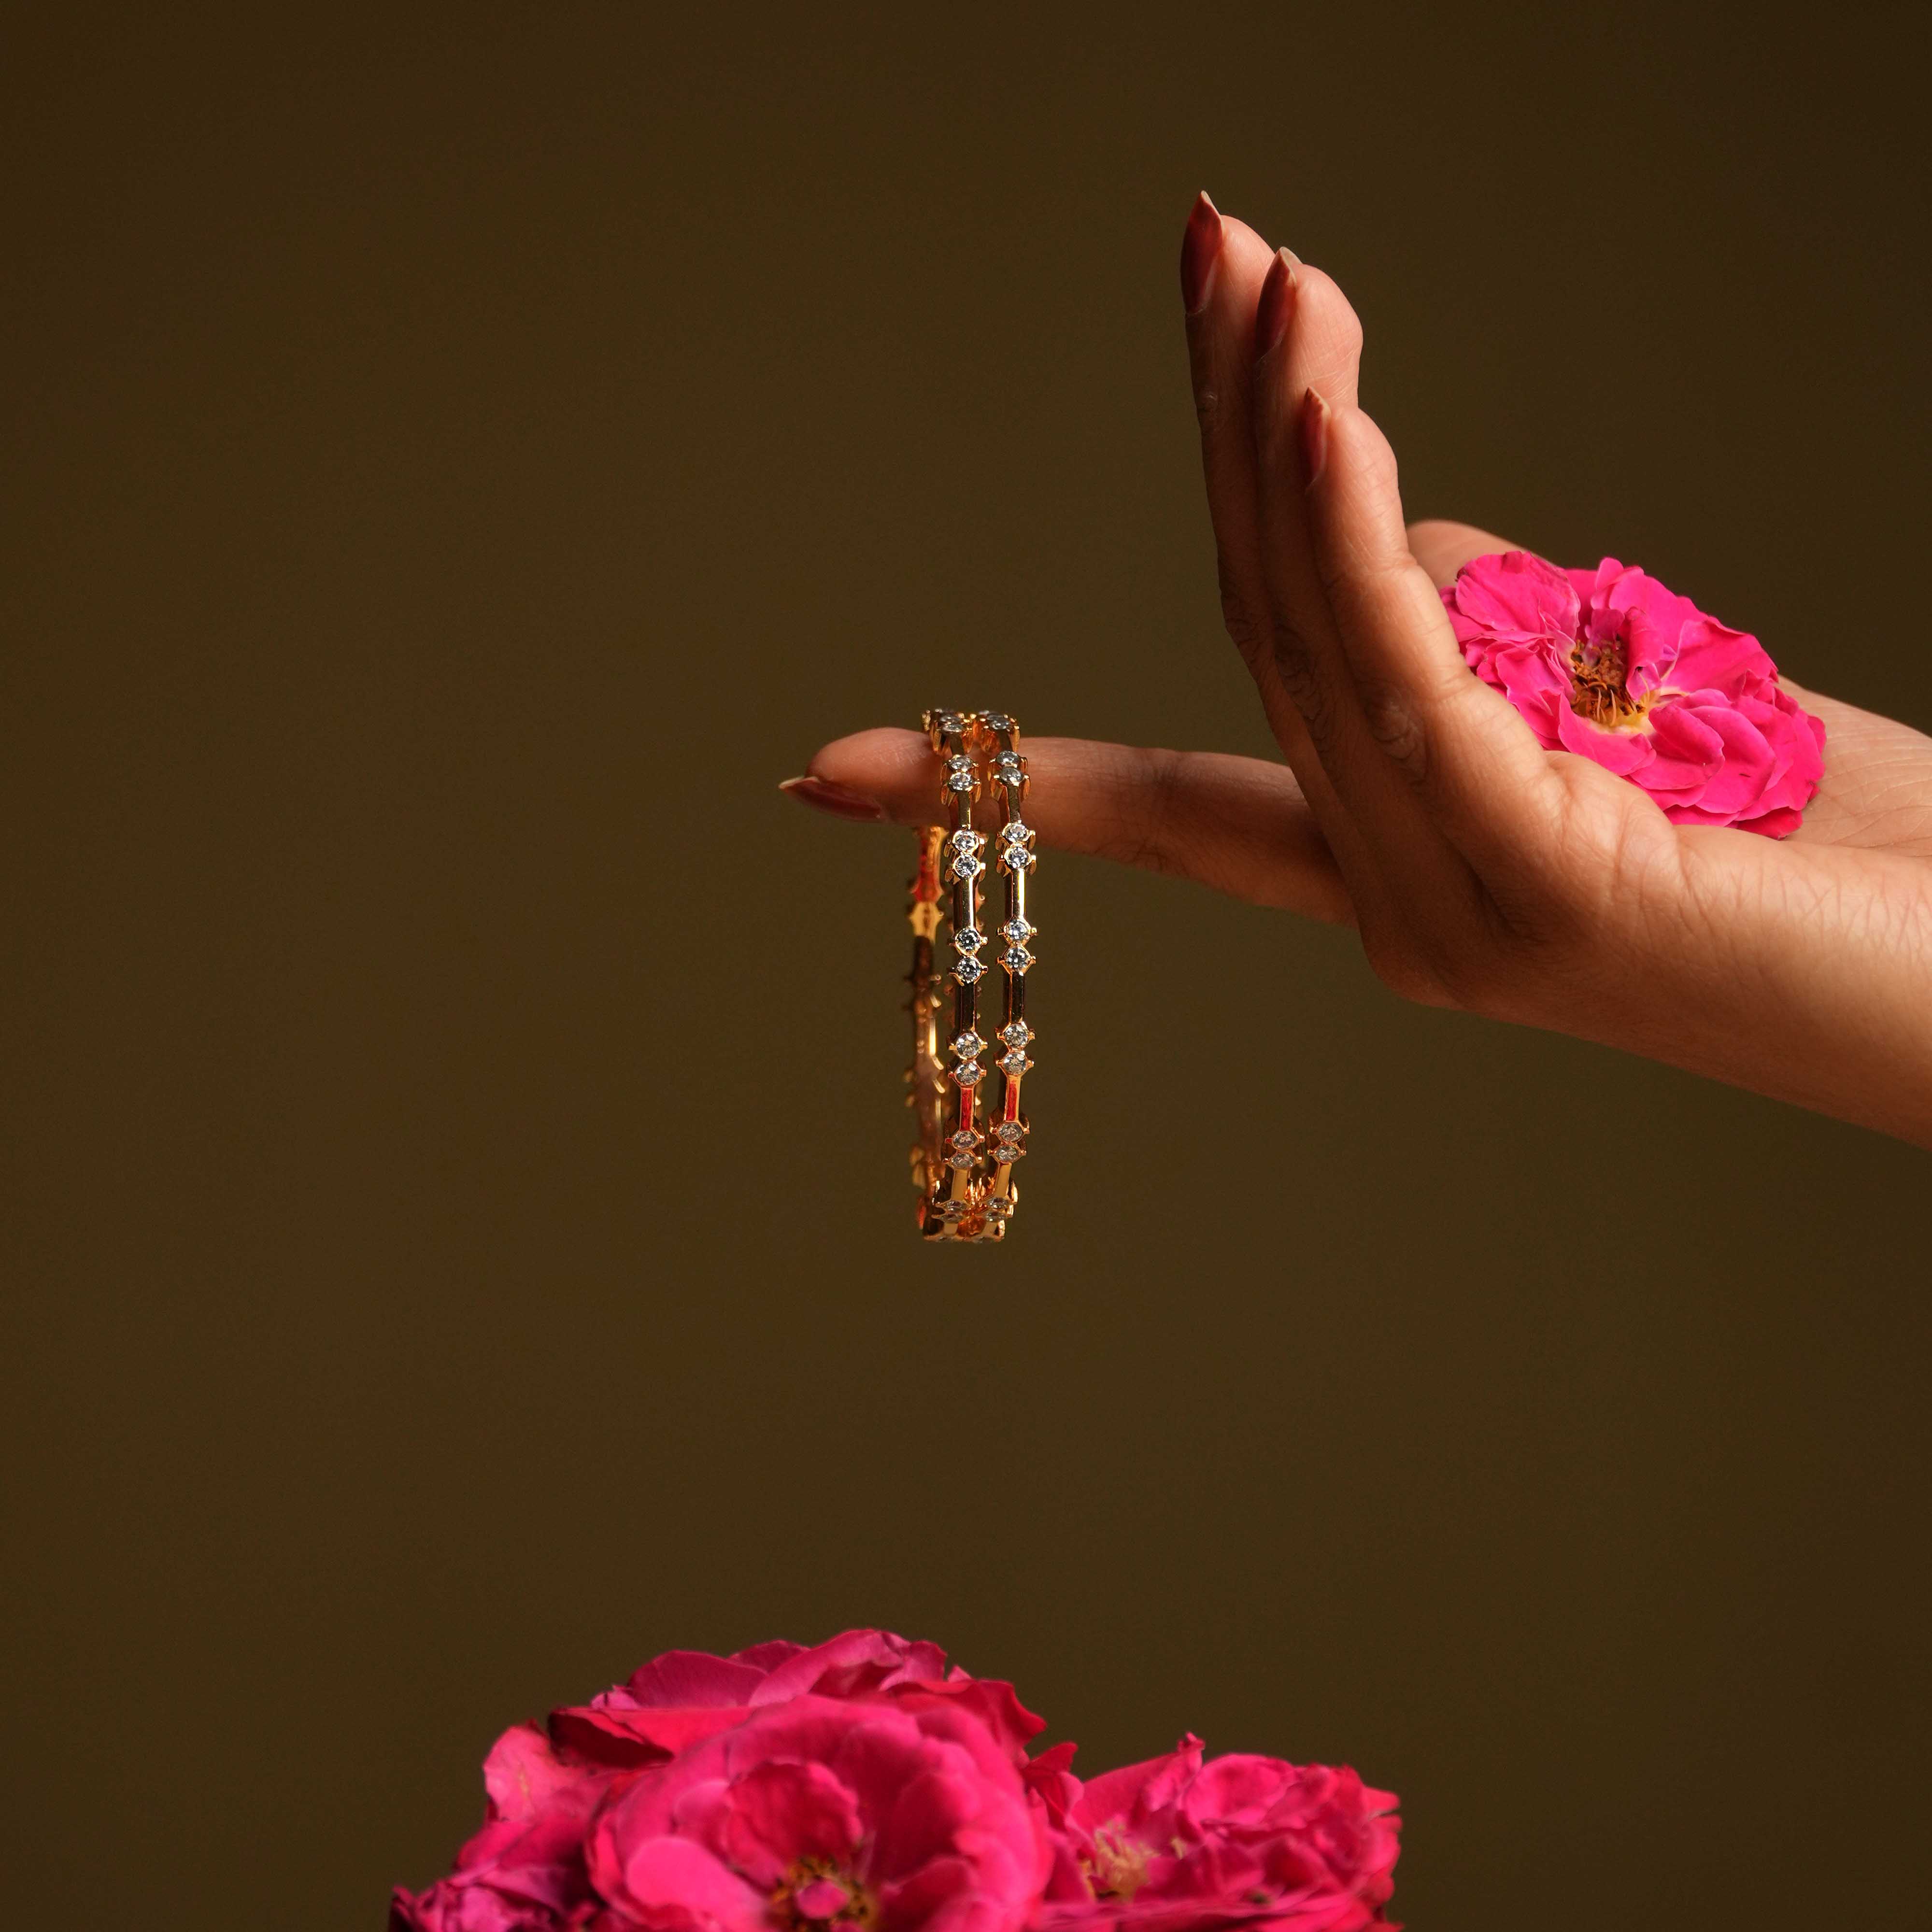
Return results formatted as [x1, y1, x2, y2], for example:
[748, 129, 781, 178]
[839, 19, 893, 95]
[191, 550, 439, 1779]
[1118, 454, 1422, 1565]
[794, 200, 1932, 1146]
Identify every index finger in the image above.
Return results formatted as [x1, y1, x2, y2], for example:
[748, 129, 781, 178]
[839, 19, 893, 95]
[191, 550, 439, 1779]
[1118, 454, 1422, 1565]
[792, 728, 1352, 920]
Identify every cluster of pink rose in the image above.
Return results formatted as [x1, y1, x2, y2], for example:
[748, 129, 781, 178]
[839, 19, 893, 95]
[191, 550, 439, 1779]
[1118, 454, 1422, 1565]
[392, 1630, 1401, 1932]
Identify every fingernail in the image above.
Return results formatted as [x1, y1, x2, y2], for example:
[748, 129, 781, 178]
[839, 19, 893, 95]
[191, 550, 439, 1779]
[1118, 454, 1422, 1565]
[1253, 247, 1299, 357]
[1179, 191, 1223, 315]
[1299, 386, 1329, 490]
[779, 775, 885, 822]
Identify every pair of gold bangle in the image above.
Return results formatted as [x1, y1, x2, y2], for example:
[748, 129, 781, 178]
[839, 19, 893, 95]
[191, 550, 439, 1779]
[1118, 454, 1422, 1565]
[905, 709, 1036, 1243]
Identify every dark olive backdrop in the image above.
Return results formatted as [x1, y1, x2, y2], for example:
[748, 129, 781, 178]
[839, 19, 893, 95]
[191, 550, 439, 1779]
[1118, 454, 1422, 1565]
[5, 5, 1929, 1928]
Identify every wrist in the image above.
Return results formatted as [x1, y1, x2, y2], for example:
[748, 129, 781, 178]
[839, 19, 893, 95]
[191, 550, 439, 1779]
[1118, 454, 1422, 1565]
[1600, 839, 1932, 1145]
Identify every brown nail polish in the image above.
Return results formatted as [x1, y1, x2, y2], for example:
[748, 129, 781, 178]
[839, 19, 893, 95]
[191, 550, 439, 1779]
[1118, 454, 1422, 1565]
[1179, 191, 1223, 315]
[1299, 386, 1329, 490]
[1253, 248, 1298, 357]
[779, 775, 885, 823]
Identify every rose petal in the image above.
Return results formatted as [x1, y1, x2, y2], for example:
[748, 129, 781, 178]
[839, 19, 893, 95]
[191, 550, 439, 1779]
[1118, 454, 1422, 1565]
[1665, 614, 1776, 700]
[1678, 702, 1775, 817]
[1641, 699, 1727, 797]
[1069, 1736, 1205, 1839]
[720, 1760, 864, 1886]
[752, 1631, 952, 1707]
[1448, 549, 1578, 638]
[891, 1677, 1047, 1765]
[1554, 703, 1653, 774]
[481, 1724, 599, 1830]
[550, 1701, 751, 1768]
[625, 1652, 773, 1709]
[607, 1835, 769, 1932]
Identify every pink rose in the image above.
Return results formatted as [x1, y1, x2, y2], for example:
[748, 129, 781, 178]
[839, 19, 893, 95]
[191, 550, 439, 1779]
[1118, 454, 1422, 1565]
[391, 1724, 617, 1932]
[1032, 1736, 1400, 1932]
[582, 1692, 1051, 1932]
[552, 1630, 1044, 1772]
[1442, 551, 1825, 836]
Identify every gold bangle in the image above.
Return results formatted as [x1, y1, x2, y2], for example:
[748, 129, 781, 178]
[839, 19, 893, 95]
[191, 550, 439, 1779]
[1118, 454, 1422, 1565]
[905, 709, 1036, 1243]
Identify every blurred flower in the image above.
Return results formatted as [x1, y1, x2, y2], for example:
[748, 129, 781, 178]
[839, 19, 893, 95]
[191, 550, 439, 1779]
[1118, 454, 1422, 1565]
[390, 1723, 613, 1932]
[583, 1693, 1048, 1932]
[1443, 551, 1825, 836]
[1031, 1736, 1398, 1932]
[394, 1634, 1399, 1932]
[550, 1630, 1045, 1771]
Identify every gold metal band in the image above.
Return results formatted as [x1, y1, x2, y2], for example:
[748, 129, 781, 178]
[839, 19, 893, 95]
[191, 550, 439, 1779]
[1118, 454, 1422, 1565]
[906, 709, 1036, 1243]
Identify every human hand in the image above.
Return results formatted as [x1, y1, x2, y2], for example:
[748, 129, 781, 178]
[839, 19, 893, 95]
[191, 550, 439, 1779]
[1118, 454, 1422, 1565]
[785, 199, 1932, 1148]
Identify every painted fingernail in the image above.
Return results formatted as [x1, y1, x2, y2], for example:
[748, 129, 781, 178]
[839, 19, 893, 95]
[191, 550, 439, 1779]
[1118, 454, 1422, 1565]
[1253, 248, 1299, 357]
[1179, 191, 1223, 315]
[779, 775, 885, 822]
[1299, 386, 1330, 490]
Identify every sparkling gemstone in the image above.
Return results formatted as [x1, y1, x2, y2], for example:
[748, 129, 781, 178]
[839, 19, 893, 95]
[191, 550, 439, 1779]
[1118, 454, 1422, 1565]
[999, 819, 1034, 845]
[952, 927, 985, 953]
[937, 1198, 969, 1220]
[951, 1031, 984, 1059]
[946, 757, 975, 792]
[999, 919, 1034, 945]
[950, 854, 984, 880]
[981, 711, 1014, 733]
[949, 827, 985, 853]
[984, 1197, 1014, 1219]
[952, 956, 985, 984]
[1002, 844, 1035, 870]
[992, 754, 1025, 784]
[999, 1051, 1033, 1078]
[993, 1139, 1025, 1160]
[946, 1148, 977, 1170]
[998, 1021, 1034, 1048]
[954, 1060, 984, 1086]
[1001, 947, 1033, 974]
[934, 710, 965, 734]
[948, 1128, 981, 1151]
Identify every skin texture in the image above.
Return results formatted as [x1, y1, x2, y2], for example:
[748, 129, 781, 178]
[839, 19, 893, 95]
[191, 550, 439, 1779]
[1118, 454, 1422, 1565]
[788, 199, 1932, 1149]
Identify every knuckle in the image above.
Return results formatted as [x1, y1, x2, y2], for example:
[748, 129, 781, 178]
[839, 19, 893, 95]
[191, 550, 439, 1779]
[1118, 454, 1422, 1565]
[1217, 564, 1266, 662]
[1299, 293, 1364, 397]
[1266, 615, 1340, 754]
[1267, 612, 1320, 703]
[1356, 679, 1428, 780]
[1093, 746, 1188, 877]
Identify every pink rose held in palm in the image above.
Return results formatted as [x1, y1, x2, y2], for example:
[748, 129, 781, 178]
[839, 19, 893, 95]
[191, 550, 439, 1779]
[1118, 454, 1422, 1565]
[1441, 552, 1825, 836]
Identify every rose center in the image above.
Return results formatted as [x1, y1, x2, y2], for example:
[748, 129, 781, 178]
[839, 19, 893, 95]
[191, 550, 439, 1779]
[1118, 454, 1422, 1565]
[772, 1859, 877, 1932]
[1568, 632, 1652, 730]
[1083, 1828, 1153, 1902]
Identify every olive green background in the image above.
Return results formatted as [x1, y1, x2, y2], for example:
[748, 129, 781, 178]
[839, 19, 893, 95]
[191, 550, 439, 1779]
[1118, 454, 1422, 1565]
[5, 6, 1929, 1928]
